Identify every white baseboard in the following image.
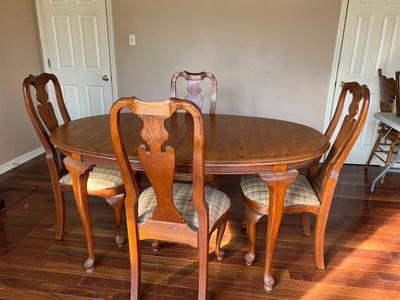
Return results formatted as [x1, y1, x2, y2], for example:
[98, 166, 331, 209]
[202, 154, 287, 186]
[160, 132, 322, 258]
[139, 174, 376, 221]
[0, 147, 44, 175]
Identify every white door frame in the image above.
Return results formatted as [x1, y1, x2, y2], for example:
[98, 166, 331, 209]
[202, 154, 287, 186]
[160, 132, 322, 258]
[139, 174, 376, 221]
[322, 0, 350, 132]
[34, 0, 119, 101]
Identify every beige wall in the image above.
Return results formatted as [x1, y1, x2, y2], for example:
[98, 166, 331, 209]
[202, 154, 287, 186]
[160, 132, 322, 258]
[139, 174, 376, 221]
[0, 0, 43, 166]
[0, 0, 342, 166]
[112, 0, 342, 130]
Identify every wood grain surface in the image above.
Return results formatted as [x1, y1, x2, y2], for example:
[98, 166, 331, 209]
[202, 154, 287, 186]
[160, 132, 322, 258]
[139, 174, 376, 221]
[51, 113, 329, 174]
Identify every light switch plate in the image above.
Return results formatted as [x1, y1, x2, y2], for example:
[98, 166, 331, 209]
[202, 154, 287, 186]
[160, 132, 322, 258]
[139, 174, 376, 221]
[129, 34, 136, 46]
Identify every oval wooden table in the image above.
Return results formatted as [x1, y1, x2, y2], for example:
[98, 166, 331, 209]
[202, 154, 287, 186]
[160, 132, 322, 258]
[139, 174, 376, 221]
[51, 113, 329, 291]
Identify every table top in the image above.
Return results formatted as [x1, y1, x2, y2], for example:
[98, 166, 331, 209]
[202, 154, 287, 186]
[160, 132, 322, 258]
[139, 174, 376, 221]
[374, 112, 400, 131]
[51, 113, 330, 174]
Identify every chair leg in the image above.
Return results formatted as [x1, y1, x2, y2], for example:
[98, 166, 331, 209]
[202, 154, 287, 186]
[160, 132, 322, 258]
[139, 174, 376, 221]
[365, 132, 384, 169]
[125, 196, 141, 300]
[152, 240, 161, 252]
[215, 220, 227, 261]
[302, 213, 311, 236]
[244, 207, 263, 266]
[54, 188, 66, 241]
[381, 141, 397, 184]
[198, 227, 209, 300]
[106, 195, 125, 248]
[47, 159, 66, 241]
[314, 213, 329, 270]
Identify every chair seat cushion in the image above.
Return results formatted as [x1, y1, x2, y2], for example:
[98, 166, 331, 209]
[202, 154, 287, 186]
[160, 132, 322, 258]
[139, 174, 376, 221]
[138, 183, 230, 230]
[240, 174, 320, 207]
[60, 166, 123, 191]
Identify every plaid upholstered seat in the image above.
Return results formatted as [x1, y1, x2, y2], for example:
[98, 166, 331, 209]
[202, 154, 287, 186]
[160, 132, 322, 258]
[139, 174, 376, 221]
[240, 174, 320, 207]
[60, 166, 123, 191]
[138, 183, 230, 230]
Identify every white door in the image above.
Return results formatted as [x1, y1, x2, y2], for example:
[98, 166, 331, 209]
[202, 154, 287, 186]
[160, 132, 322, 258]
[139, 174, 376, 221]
[37, 0, 114, 120]
[331, 0, 400, 164]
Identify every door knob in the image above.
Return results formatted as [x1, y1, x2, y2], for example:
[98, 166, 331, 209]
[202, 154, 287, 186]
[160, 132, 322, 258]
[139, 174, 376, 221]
[338, 81, 345, 88]
[102, 75, 109, 81]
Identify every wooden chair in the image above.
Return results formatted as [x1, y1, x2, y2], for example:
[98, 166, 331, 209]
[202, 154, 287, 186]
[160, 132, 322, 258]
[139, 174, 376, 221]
[240, 82, 370, 285]
[170, 71, 217, 114]
[366, 69, 400, 183]
[23, 73, 125, 272]
[110, 97, 231, 300]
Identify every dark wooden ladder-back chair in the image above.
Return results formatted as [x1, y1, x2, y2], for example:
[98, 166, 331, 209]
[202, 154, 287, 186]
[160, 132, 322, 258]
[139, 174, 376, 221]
[170, 71, 217, 114]
[366, 69, 400, 184]
[240, 82, 370, 290]
[23, 73, 126, 272]
[110, 97, 231, 300]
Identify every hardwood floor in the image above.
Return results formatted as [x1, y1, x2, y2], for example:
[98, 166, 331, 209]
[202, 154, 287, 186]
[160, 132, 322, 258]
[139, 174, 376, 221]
[0, 155, 399, 299]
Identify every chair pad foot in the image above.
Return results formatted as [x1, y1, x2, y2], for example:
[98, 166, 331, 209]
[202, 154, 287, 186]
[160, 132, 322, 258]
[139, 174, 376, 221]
[152, 240, 161, 252]
[264, 275, 274, 291]
[245, 252, 255, 266]
[115, 235, 125, 248]
[216, 249, 225, 261]
[84, 258, 95, 273]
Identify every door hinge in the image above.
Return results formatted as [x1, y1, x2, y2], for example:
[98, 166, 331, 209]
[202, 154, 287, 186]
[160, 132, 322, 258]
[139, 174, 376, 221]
[47, 59, 51, 68]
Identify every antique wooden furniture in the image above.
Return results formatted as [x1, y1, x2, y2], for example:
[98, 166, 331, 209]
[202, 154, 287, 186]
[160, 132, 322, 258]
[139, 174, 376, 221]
[50, 109, 329, 293]
[371, 112, 400, 192]
[170, 71, 217, 113]
[23, 73, 126, 272]
[241, 82, 370, 291]
[110, 97, 231, 299]
[169, 71, 218, 200]
[366, 69, 400, 183]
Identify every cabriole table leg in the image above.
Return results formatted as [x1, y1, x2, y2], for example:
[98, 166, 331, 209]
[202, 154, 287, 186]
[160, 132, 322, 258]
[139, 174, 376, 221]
[259, 169, 298, 291]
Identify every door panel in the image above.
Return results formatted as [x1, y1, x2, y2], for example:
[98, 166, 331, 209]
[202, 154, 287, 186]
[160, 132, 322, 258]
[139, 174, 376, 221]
[52, 15, 75, 69]
[86, 86, 106, 115]
[79, 15, 101, 70]
[333, 0, 400, 164]
[62, 85, 81, 119]
[38, 0, 113, 120]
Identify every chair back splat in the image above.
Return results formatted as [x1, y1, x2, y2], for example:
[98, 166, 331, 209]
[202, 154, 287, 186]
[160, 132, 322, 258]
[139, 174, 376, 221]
[170, 71, 217, 114]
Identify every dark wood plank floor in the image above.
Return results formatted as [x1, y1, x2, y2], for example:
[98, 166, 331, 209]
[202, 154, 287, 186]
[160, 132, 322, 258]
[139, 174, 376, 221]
[0, 155, 399, 299]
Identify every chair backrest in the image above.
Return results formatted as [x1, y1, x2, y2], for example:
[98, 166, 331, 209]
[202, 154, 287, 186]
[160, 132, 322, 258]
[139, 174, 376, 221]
[110, 97, 207, 227]
[378, 68, 397, 112]
[170, 71, 217, 114]
[308, 82, 370, 205]
[23, 73, 71, 176]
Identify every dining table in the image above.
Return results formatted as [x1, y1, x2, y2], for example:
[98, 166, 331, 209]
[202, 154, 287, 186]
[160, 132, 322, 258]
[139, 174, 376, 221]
[50, 112, 329, 291]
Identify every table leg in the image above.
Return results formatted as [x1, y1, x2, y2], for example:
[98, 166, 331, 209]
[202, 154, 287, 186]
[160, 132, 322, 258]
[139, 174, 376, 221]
[370, 144, 400, 192]
[63, 157, 95, 272]
[259, 169, 298, 291]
